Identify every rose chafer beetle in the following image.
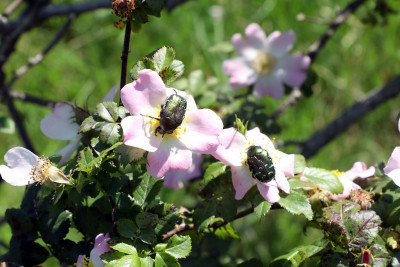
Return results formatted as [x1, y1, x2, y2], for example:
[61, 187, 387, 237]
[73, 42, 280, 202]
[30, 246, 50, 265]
[246, 145, 275, 182]
[144, 90, 187, 137]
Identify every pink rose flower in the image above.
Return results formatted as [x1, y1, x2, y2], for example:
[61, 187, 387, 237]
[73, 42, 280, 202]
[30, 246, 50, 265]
[384, 147, 400, 187]
[212, 127, 293, 202]
[330, 162, 375, 200]
[223, 23, 310, 99]
[164, 153, 203, 189]
[0, 147, 71, 186]
[40, 85, 118, 165]
[120, 69, 223, 178]
[76, 233, 111, 267]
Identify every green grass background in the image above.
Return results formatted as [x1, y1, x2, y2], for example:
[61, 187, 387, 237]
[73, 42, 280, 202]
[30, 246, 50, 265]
[1, 0, 400, 264]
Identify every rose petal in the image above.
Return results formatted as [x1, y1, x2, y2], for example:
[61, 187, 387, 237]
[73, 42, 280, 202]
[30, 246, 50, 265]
[223, 57, 258, 88]
[90, 233, 111, 267]
[102, 84, 118, 102]
[266, 30, 295, 58]
[121, 69, 167, 115]
[178, 109, 223, 154]
[40, 102, 79, 140]
[147, 138, 192, 178]
[347, 162, 375, 179]
[0, 147, 37, 186]
[212, 128, 247, 166]
[274, 169, 290, 194]
[164, 153, 203, 189]
[121, 116, 162, 152]
[275, 151, 295, 177]
[231, 165, 256, 200]
[257, 181, 280, 202]
[384, 147, 400, 186]
[54, 137, 81, 166]
[253, 74, 285, 100]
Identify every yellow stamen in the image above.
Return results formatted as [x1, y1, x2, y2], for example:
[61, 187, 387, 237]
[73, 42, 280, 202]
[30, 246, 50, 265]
[250, 51, 276, 74]
[29, 156, 70, 184]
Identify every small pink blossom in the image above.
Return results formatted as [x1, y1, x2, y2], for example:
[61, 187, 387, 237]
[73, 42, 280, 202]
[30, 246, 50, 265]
[120, 69, 223, 178]
[330, 162, 375, 200]
[164, 153, 203, 189]
[0, 147, 71, 186]
[76, 233, 111, 267]
[40, 85, 118, 165]
[223, 23, 310, 99]
[384, 147, 400, 187]
[212, 127, 293, 202]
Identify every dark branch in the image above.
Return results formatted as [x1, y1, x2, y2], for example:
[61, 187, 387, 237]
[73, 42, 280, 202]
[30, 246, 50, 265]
[120, 20, 131, 91]
[0, 0, 23, 20]
[9, 90, 56, 108]
[6, 14, 76, 89]
[298, 76, 400, 158]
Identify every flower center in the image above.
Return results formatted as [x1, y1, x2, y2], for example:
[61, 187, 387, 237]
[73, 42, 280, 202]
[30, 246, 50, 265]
[331, 170, 344, 177]
[75, 255, 92, 267]
[29, 156, 69, 184]
[250, 51, 276, 75]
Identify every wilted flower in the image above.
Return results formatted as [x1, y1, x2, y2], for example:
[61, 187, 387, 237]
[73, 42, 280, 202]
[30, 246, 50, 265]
[76, 233, 111, 267]
[212, 127, 293, 202]
[0, 147, 70, 186]
[164, 153, 203, 189]
[223, 23, 310, 99]
[329, 162, 375, 200]
[121, 69, 223, 178]
[384, 147, 400, 187]
[40, 85, 118, 165]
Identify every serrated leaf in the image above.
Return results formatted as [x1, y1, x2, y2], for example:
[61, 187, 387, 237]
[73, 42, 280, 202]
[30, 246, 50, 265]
[139, 228, 157, 244]
[214, 222, 239, 240]
[79, 116, 98, 133]
[106, 255, 141, 267]
[278, 193, 313, 220]
[254, 201, 271, 220]
[130, 57, 155, 80]
[118, 106, 130, 119]
[153, 46, 175, 72]
[110, 243, 137, 255]
[294, 154, 306, 174]
[170, 60, 184, 79]
[203, 162, 226, 184]
[132, 173, 162, 207]
[164, 235, 191, 259]
[193, 200, 216, 231]
[40, 210, 72, 244]
[77, 147, 101, 172]
[97, 102, 119, 122]
[136, 212, 159, 228]
[304, 167, 343, 194]
[322, 200, 382, 251]
[155, 252, 179, 267]
[116, 218, 138, 238]
[270, 240, 328, 267]
[159, 67, 179, 86]
[288, 178, 311, 189]
[99, 122, 121, 145]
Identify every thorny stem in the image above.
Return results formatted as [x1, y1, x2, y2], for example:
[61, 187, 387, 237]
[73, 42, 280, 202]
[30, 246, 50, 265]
[119, 19, 131, 104]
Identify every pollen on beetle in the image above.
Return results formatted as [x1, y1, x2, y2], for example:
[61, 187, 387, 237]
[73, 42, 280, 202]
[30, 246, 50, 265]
[29, 156, 70, 184]
[173, 116, 189, 136]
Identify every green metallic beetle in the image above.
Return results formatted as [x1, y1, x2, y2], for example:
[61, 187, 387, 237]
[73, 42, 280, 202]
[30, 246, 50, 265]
[154, 91, 187, 137]
[246, 145, 275, 182]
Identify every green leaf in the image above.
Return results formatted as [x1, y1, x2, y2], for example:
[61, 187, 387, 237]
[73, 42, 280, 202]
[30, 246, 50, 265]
[153, 46, 175, 73]
[77, 147, 101, 172]
[288, 178, 311, 190]
[40, 210, 72, 244]
[278, 192, 313, 220]
[146, 0, 165, 10]
[159, 67, 179, 86]
[139, 228, 157, 245]
[170, 59, 184, 79]
[106, 255, 141, 267]
[214, 223, 239, 240]
[130, 57, 155, 80]
[116, 219, 138, 238]
[164, 235, 191, 259]
[99, 122, 121, 145]
[254, 200, 271, 220]
[234, 115, 248, 136]
[155, 252, 179, 267]
[110, 243, 137, 255]
[304, 167, 343, 194]
[270, 240, 328, 267]
[203, 162, 226, 184]
[193, 200, 216, 231]
[0, 115, 15, 134]
[97, 102, 119, 122]
[294, 154, 306, 174]
[132, 173, 162, 207]
[216, 193, 237, 222]
[79, 116, 98, 133]
[136, 212, 159, 228]
[322, 200, 382, 251]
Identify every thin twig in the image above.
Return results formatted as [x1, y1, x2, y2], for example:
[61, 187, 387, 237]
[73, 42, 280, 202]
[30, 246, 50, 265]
[298, 76, 400, 158]
[120, 20, 131, 91]
[9, 90, 56, 107]
[6, 14, 76, 89]
[0, 0, 23, 20]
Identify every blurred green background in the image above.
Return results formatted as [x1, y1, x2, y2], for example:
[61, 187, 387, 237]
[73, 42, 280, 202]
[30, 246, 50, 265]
[1, 0, 400, 265]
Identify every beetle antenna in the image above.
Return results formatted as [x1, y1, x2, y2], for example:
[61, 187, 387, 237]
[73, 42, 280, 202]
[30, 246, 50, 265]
[140, 114, 160, 121]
